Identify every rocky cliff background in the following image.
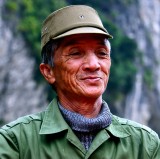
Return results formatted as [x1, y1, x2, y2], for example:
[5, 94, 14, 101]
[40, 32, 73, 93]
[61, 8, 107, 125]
[114, 0, 160, 133]
[0, 0, 160, 135]
[0, 0, 48, 123]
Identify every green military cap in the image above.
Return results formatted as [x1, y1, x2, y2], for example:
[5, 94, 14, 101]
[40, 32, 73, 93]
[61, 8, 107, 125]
[41, 5, 113, 49]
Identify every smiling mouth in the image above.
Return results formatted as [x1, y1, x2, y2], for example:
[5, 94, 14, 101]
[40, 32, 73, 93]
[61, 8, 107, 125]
[81, 76, 102, 83]
[84, 76, 100, 79]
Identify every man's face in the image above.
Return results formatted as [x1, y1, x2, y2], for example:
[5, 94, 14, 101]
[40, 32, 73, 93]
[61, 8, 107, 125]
[52, 34, 111, 99]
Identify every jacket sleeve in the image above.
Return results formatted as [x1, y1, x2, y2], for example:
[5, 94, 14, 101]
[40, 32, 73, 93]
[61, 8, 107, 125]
[0, 129, 19, 159]
[143, 128, 160, 159]
[152, 138, 160, 158]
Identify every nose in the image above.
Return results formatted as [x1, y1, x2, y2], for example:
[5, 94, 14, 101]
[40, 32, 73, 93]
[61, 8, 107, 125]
[82, 52, 100, 72]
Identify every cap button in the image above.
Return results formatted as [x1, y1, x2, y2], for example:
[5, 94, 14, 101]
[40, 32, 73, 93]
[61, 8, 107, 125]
[79, 15, 85, 19]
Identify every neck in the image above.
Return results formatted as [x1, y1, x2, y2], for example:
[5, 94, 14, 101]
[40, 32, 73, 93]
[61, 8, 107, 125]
[58, 94, 102, 118]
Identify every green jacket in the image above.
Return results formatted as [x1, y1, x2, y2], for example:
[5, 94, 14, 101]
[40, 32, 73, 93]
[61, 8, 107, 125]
[0, 98, 160, 159]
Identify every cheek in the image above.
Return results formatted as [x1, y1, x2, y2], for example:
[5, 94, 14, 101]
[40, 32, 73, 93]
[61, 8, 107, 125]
[102, 60, 111, 75]
[54, 62, 79, 88]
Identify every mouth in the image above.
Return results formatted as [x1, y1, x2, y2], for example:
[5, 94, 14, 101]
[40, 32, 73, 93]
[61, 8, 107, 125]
[83, 76, 101, 79]
[81, 76, 102, 83]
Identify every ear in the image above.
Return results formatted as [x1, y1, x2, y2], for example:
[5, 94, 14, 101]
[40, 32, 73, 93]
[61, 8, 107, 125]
[39, 63, 55, 84]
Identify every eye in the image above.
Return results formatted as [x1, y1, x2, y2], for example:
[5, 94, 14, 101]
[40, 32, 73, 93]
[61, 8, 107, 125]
[67, 48, 83, 58]
[99, 52, 108, 56]
[70, 52, 81, 56]
[97, 49, 110, 59]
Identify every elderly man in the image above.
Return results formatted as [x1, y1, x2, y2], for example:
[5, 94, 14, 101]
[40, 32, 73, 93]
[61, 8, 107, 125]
[0, 5, 160, 159]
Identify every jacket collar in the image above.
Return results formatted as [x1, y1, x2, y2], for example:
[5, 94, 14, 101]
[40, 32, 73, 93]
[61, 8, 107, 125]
[39, 97, 130, 138]
[39, 98, 69, 134]
[105, 115, 131, 138]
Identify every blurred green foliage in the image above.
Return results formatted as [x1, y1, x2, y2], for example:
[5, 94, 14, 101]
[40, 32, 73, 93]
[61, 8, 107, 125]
[5, 0, 67, 62]
[102, 19, 138, 103]
[143, 68, 153, 90]
[4, 0, 140, 104]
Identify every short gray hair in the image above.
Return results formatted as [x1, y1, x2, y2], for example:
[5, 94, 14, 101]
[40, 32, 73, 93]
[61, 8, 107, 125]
[41, 39, 61, 67]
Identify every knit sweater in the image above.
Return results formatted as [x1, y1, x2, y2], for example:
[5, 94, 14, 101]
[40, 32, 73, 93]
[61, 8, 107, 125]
[58, 101, 112, 150]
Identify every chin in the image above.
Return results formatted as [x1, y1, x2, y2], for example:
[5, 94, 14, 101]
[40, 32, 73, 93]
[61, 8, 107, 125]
[82, 90, 104, 99]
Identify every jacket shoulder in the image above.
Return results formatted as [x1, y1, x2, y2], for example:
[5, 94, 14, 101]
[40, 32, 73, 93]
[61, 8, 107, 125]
[113, 115, 158, 137]
[0, 112, 43, 131]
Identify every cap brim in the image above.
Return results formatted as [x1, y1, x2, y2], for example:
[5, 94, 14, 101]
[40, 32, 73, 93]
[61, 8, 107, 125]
[52, 27, 113, 40]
